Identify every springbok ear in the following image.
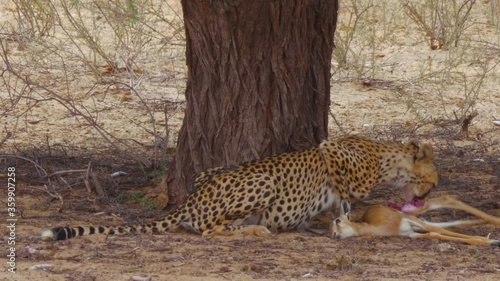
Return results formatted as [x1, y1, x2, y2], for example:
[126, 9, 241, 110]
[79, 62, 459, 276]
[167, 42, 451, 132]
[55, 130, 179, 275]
[340, 199, 351, 216]
[415, 143, 434, 162]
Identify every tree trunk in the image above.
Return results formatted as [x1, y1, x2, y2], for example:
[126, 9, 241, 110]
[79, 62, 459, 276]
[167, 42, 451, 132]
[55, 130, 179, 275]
[155, 0, 339, 209]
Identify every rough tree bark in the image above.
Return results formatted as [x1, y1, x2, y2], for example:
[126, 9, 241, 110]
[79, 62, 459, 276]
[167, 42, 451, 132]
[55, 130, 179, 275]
[154, 0, 339, 209]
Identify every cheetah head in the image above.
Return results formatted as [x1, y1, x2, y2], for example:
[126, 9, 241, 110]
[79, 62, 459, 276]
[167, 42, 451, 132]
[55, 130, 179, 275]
[400, 142, 438, 202]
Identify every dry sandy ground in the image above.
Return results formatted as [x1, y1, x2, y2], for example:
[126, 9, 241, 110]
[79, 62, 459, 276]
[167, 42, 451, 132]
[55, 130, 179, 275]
[4, 178, 500, 281]
[1, 0, 499, 280]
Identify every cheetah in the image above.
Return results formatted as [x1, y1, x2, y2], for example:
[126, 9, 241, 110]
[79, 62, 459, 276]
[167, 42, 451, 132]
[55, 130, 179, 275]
[41, 136, 438, 240]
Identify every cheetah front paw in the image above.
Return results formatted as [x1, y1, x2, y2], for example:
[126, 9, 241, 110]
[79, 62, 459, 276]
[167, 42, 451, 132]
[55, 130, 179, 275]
[247, 225, 271, 237]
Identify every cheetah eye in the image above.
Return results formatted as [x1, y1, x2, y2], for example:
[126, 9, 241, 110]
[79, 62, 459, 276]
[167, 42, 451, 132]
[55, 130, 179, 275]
[334, 218, 341, 225]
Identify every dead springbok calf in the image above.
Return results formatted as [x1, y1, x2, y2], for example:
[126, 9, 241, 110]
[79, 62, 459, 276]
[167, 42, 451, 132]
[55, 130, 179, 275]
[330, 195, 500, 246]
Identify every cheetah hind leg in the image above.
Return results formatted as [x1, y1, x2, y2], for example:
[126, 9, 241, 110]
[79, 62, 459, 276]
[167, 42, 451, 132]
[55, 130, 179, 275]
[202, 224, 271, 239]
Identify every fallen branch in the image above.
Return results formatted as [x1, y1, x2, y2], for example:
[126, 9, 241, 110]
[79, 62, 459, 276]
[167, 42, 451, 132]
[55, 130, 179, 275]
[46, 169, 88, 178]
[43, 184, 64, 212]
[0, 154, 48, 177]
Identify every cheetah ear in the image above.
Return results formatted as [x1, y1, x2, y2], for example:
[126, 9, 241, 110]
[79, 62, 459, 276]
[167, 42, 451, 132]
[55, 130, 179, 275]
[415, 143, 434, 163]
[408, 140, 420, 150]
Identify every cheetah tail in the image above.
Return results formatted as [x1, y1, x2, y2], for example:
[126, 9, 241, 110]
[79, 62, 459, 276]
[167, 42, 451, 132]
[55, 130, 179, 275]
[41, 212, 183, 241]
